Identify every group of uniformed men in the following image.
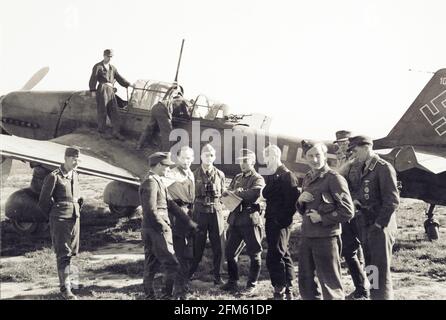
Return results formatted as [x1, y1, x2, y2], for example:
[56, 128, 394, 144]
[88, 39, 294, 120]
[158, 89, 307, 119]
[38, 125, 399, 300]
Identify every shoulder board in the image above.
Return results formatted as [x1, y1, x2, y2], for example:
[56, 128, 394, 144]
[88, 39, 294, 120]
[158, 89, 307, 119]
[51, 168, 61, 175]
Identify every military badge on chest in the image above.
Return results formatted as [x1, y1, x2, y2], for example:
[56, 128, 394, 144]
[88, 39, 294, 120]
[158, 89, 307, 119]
[363, 180, 370, 200]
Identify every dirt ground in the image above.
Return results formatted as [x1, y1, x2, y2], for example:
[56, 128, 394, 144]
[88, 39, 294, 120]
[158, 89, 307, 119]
[1, 161, 446, 300]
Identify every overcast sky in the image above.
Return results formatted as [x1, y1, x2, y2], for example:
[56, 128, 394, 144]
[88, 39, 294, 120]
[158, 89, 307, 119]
[1, 0, 445, 140]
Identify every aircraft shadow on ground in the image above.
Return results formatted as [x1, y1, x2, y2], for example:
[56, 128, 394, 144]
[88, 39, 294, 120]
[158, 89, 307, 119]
[1, 205, 142, 256]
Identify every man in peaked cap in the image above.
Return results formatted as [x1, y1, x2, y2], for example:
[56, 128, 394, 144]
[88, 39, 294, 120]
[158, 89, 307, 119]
[334, 130, 352, 168]
[221, 149, 265, 294]
[89, 49, 135, 141]
[38, 146, 84, 300]
[345, 135, 399, 300]
[139, 151, 199, 299]
[334, 131, 370, 300]
[189, 143, 227, 285]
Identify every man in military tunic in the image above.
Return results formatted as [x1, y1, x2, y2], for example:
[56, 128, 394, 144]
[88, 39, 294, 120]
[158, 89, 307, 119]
[334, 130, 369, 299]
[347, 135, 400, 300]
[296, 141, 355, 300]
[139, 152, 198, 299]
[136, 86, 183, 151]
[166, 146, 196, 297]
[189, 144, 226, 285]
[221, 149, 265, 293]
[38, 147, 83, 300]
[262, 144, 300, 300]
[89, 49, 134, 140]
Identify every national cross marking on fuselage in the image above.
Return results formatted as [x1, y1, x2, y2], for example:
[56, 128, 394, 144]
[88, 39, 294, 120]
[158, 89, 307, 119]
[419, 90, 446, 137]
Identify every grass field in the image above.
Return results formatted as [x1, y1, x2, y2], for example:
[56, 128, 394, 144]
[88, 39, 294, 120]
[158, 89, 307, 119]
[1, 161, 446, 300]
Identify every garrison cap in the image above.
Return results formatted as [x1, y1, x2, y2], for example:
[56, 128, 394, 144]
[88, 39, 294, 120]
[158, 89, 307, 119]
[334, 130, 352, 144]
[65, 146, 80, 158]
[347, 135, 373, 151]
[201, 143, 216, 155]
[236, 148, 256, 162]
[103, 49, 114, 57]
[148, 152, 175, 167]
[302, 140, 327, 156]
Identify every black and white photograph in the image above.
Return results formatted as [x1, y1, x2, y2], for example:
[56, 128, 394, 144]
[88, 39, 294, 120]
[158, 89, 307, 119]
[1, 0, 445, 305]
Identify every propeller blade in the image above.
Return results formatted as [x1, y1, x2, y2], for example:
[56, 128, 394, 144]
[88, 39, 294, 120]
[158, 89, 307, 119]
[21, 66, 49, 90]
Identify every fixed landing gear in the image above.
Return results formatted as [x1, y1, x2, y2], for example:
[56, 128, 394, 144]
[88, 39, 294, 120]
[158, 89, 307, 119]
[424, 203, 440, 241]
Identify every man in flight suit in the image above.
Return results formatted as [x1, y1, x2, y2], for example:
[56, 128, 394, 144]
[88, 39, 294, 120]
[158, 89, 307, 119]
[189, 144, 226, 285]
[334, 130, 369, 299]
[89, 49, 134, 141]
[221, 149, 265, 293]
[139, 152, 198, 299]
[136, 86, 184, 151]
[38, 146, 83, 300]
[262, 144, 300, 300]
[347, 135, 400, 300]
[296, 140, 355, 300]
[166, 146, 196, 298]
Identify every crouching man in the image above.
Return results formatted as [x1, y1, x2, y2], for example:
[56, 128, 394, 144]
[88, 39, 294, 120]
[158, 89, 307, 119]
[296, 141, 355, 300]
[139, 152, 198, 299]
[38, 146, 83, 300]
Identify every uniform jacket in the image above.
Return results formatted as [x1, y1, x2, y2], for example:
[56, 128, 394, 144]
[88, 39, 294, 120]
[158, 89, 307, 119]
[296, 164, 354, 238]
[350, 154, 399, 227]
[139, 172, 196, 233]
[167, 166, 195, 236]
[152, 101, 173, 121]
[262, 164, 300, 228]
[193, 165, 226, 212]
[227, 169, 265, 226]
[89, 62, 130, 91]
[38, 166, 81, 219]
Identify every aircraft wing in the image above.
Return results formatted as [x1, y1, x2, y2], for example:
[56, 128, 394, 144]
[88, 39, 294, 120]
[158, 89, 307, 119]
[0, 134, 140, 185]
[382, 146, 446, 174]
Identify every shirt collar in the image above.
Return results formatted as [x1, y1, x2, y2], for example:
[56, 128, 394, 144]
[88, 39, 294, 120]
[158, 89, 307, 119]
[310, 164, 330, 178]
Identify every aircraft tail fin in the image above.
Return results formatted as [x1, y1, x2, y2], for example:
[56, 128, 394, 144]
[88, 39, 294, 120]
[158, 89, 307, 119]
[374, 68, 446, 149]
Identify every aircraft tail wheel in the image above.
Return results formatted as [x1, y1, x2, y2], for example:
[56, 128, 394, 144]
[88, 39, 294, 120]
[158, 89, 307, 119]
[109, 205, 141, 219]
[424, 218, 440, 241]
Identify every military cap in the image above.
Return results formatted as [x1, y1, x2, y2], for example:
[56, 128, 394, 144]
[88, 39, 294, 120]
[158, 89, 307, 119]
[236, 148, 256, 162]
[65, 146, 80, 157]
[103, 49, 114, 57]
[302, 140, 328, 156]
[201, 143, 216, 155]
[334, 130, 352, 143]
[301, 139, 317, 156]
[347, 135, 373, 151]
[148, 152, 175, 167]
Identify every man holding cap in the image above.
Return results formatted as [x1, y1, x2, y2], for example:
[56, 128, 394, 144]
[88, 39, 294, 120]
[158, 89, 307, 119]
[296, 140, 354, 300]
[89, 49, 134, 141]
[39, 146, 84, 300]
[139, 151, 198, 299]
[189, 144, 227, 285]
[334, 130, 369, 300]
[346, 135, 399, 300]
[222, 148, 265, 294]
